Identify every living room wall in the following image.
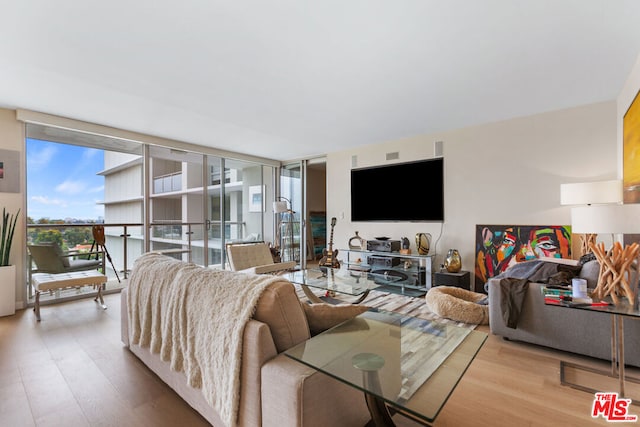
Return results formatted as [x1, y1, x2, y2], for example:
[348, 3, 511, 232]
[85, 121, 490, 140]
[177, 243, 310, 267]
[326, 101, 618, 284]
[0, 108, 26, 309]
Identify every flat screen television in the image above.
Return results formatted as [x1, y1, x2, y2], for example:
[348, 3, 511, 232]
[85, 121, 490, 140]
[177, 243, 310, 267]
[351, 157, 444, 222]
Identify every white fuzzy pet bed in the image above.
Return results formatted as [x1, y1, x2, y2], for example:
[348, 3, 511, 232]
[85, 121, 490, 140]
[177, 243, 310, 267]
[426, 286, 489, 325]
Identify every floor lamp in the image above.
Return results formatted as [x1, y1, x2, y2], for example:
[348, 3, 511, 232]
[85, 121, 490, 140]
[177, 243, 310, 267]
[571, 204, 640, 308]
[273, 197, 295, 263]
[560, 179, 623, 257]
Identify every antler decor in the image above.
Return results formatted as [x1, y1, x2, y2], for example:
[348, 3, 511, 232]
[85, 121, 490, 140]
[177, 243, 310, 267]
[590, 241, 640, 306]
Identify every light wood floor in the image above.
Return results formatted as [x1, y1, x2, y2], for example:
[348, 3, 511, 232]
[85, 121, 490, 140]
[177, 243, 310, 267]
[0, 292, 629, 426]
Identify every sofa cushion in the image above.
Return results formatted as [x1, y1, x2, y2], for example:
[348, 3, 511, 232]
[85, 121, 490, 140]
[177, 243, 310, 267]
[51, 242, 71, 268]
[302, 303, 369, 336]
[253, 281, 310, 353]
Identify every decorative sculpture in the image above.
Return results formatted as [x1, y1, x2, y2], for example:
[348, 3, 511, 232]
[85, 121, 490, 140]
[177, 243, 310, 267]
[416, 233, 431, 255]
[400, 237, 411, 255]
[591, 241, 640, 307]
[444, 249, 462, 273]
[348, 231, 366, 250]
[580, 233, 597, 257]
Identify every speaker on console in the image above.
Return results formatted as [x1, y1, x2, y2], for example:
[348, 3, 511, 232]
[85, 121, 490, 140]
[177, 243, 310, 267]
[367, 256, 400, 268]
[367, 239, 401, 252]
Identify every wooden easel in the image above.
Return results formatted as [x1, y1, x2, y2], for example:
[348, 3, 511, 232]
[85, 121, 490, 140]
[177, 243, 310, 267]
[90, 225, 121, 283]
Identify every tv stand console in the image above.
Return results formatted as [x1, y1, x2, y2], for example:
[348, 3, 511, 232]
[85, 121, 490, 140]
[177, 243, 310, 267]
[339, 249, 434, 297]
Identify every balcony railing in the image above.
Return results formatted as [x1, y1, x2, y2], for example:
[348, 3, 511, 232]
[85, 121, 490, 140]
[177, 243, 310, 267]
[27, 223, 140, 300]
[153, 172, 182, 193]
[27, 219, 248, 279]
[26, 219, 272, 306]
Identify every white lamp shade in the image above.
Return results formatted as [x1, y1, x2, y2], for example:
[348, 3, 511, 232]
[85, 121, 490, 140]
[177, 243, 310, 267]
[273, 200, 288, 214]
[560, 180, 623, 205]
[571, 204, 640, 234]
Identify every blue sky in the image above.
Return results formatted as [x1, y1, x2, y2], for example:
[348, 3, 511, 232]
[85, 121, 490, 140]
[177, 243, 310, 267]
[27, 139, 105, 221]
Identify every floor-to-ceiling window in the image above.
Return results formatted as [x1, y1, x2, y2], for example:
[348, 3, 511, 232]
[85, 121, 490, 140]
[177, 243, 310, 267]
[146, 148, 276, 269]
[278, 159, 328, 269]
[210, 157, 276, 268]
[25, 124, 144, 303]
[25, 122, 279, 304]
[279, 163, 303, 265]
[147, 146, 205, 264]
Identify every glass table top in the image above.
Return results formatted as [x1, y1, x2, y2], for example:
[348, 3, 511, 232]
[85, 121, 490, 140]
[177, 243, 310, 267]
[282, 267, 393, 296]
[542, 287, 640, 318]
[284, 310, 487, 423]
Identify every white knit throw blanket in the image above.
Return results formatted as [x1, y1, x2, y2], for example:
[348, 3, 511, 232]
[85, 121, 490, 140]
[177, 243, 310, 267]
[127, 253, 284, 427]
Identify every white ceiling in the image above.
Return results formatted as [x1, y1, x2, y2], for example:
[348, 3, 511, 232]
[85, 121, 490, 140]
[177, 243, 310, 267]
[2, 1, 640, 161]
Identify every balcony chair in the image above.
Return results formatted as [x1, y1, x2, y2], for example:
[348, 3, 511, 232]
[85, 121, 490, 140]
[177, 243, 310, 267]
[28, 242, 105, 275]
[226, 242, 296, 274]
[27, 242, 107, 320]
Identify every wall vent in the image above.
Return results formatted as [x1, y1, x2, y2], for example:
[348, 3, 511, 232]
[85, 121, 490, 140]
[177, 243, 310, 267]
[386, 152, 399, 161]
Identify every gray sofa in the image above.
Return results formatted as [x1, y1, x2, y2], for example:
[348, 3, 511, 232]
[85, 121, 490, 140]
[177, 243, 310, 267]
[487, 263, 640, 368]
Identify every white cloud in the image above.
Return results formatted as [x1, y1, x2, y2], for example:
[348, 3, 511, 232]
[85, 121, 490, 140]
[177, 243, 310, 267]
[55, 180, 86, 195]
[27, 145, 57, 167]
[69, 199, 100, 207]
[88, 185, 104, 194]
[82, 148, 100, 162]
[31, 195, 67, 207]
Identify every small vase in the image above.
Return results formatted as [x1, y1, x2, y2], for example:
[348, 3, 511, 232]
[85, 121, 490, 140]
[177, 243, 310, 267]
[444, 249, 462, 273]
[415, 233, 431, 255]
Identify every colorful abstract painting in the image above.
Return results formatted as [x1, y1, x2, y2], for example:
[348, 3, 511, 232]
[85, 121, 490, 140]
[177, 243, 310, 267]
[624, 90, 640, 203]
[474, 225, 572, 290]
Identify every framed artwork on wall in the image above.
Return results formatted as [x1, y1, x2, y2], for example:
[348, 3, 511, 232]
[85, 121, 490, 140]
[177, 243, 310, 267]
[624, 89, 640, 203]
[474, 224, 572, 290]
[0, 149, 20, 193]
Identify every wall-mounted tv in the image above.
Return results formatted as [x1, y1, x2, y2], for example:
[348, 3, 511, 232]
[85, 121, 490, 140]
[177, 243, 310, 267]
[351, 157, 444, 222]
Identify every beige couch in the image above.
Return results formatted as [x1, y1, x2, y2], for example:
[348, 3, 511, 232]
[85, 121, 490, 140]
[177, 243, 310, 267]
[121, 266, 370, 427]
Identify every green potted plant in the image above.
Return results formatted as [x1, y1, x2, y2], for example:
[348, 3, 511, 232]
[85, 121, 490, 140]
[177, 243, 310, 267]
[0, 208, 19, 316]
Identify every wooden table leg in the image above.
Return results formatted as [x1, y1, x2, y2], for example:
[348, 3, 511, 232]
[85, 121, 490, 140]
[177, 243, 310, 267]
[355, 353, 396, 426]
[364, 392, 396, 426]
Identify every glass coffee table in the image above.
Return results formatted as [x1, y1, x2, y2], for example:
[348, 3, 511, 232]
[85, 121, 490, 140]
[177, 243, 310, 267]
[285, 310, 487, 425]
[282, 267, 396, 304]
